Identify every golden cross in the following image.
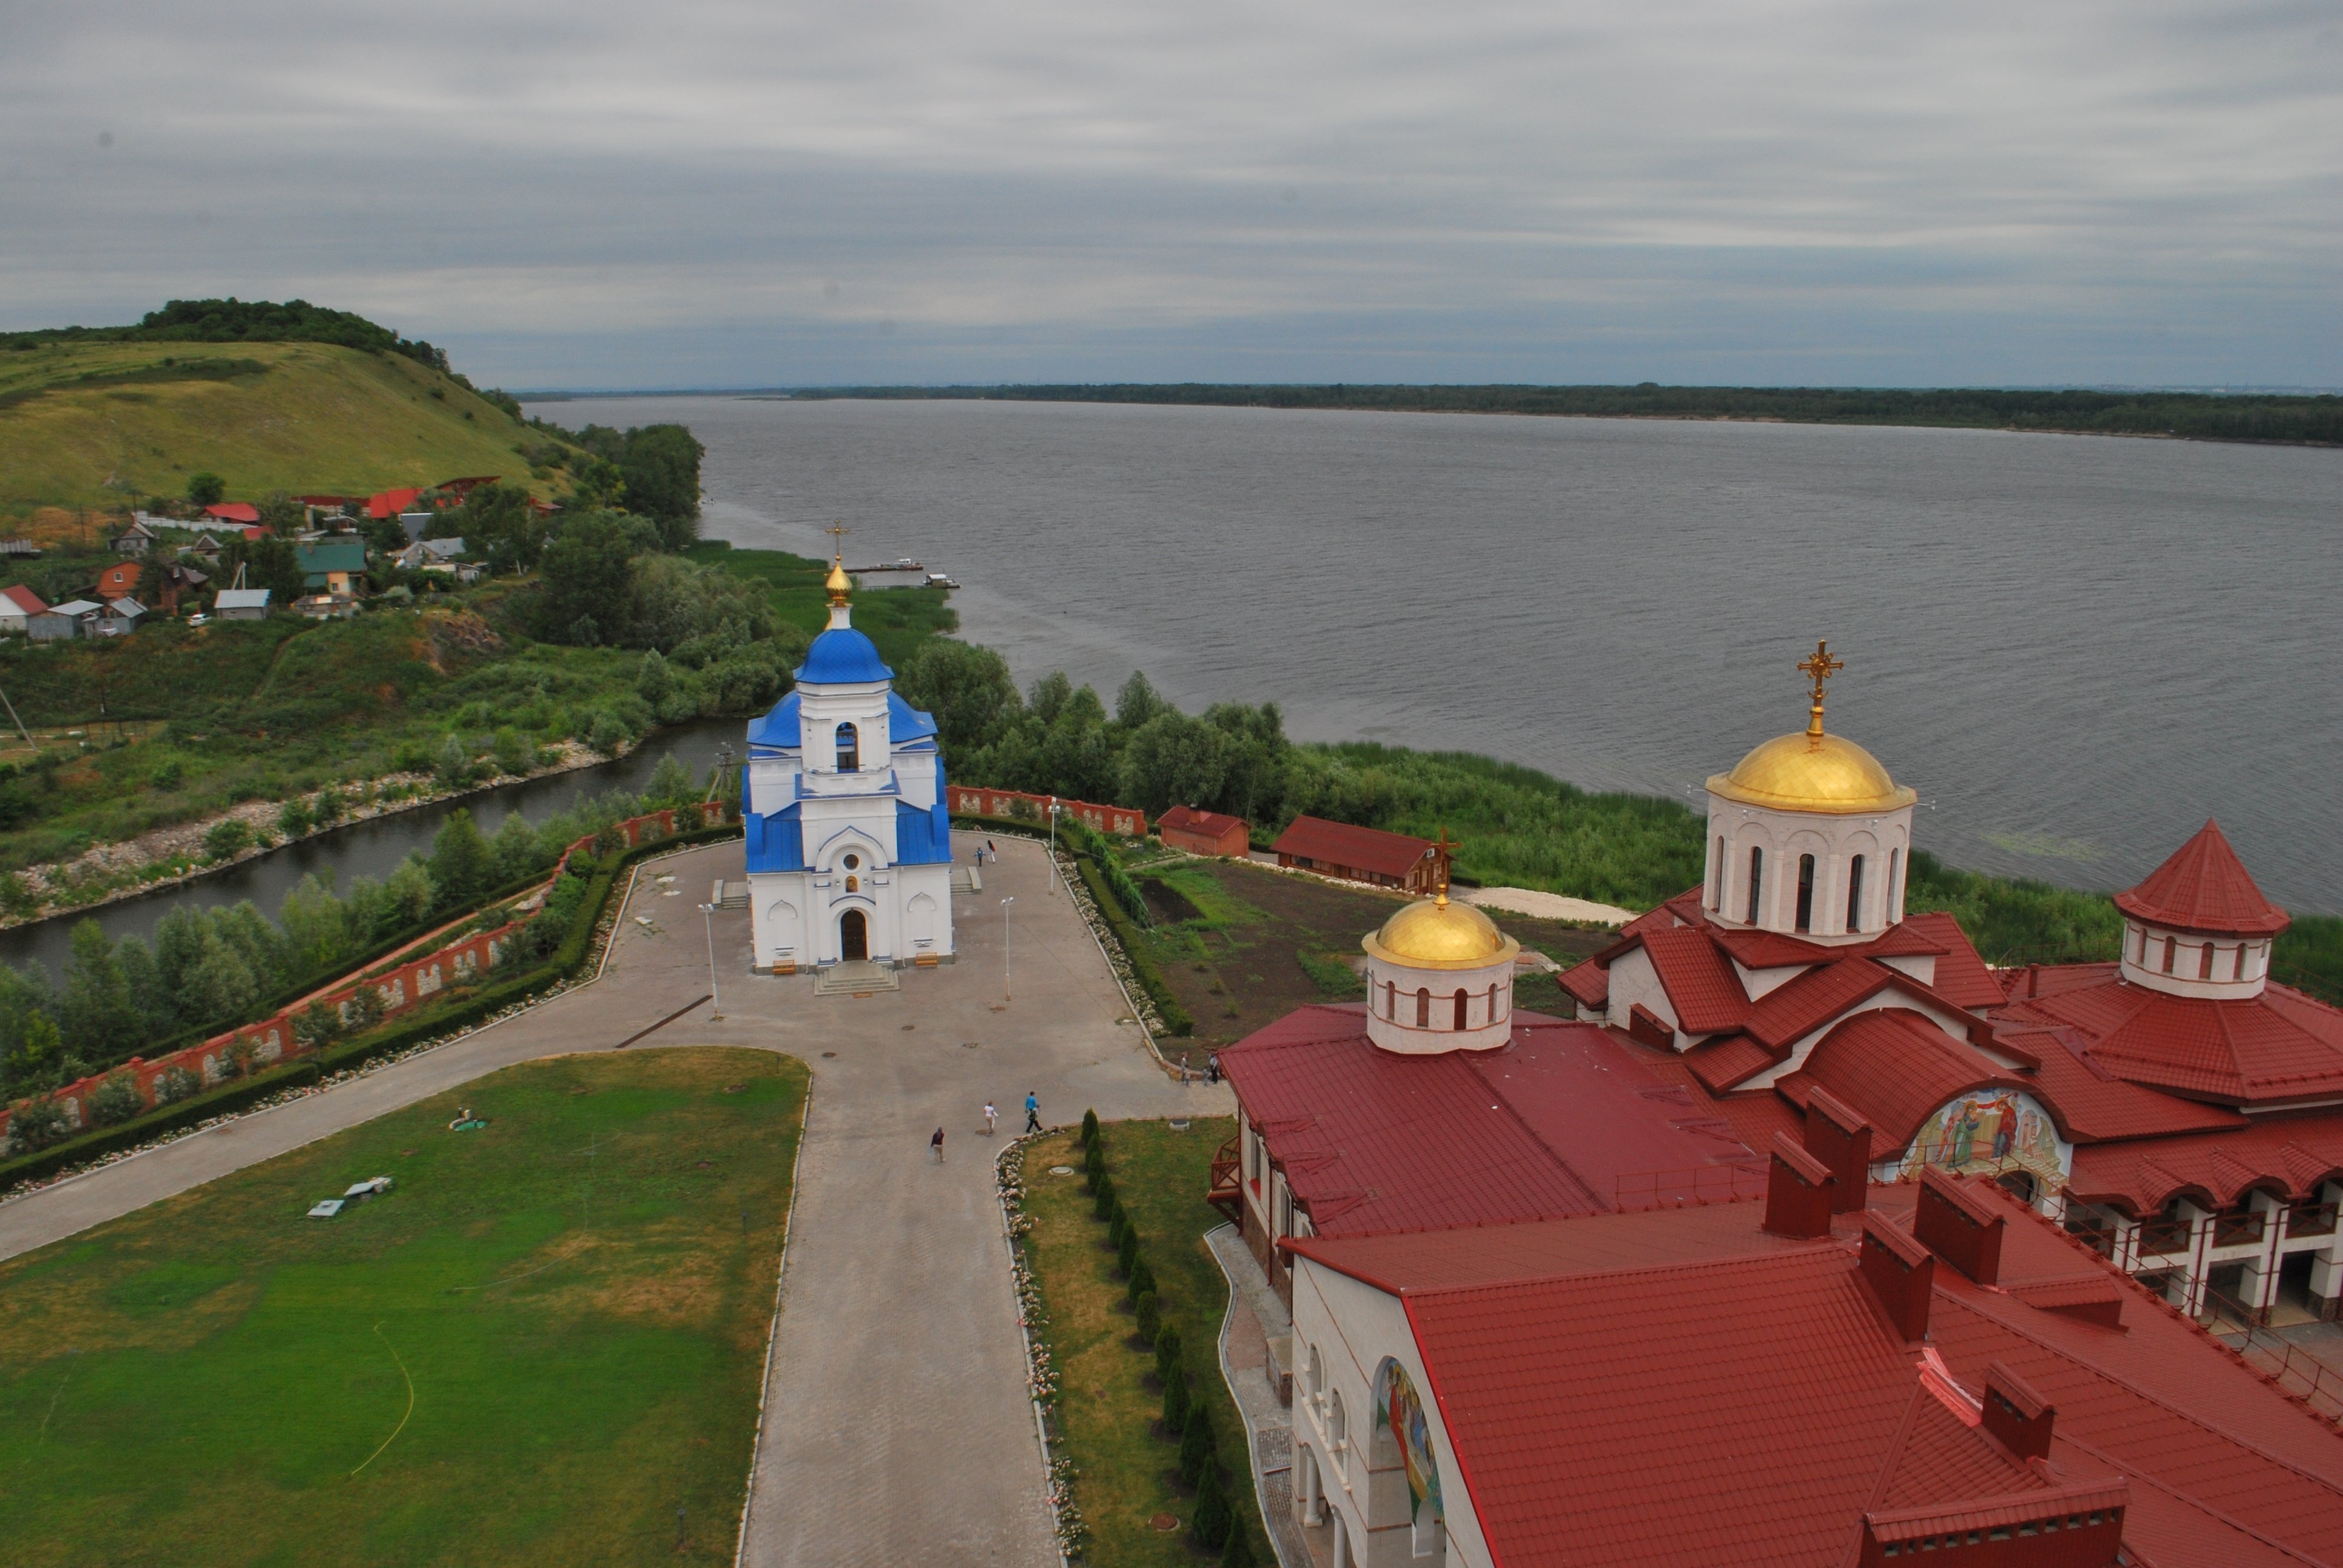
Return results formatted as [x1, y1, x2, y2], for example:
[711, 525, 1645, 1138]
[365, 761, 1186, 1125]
[1797, 639, 1845, 737]
[824, 522, 850, 562]
[1429, 828, 1462, 903]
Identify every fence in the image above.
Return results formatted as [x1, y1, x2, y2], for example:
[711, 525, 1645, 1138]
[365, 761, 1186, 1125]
[1611, 1164, 1768, 1212]
[945, 786, 1146, 838]
[2, 800, 732, 1145]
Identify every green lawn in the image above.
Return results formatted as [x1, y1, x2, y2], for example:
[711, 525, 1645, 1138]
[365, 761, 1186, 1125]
[686, 542, 958, 667]
[1021, 1116, 1261, 1566]
[0, 1047, 807, 1567]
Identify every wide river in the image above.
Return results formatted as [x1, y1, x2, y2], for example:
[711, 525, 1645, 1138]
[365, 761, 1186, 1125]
[542, 396, 2342, 914]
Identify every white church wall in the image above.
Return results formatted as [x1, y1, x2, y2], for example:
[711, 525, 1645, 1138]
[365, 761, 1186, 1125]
[1707, 794, 1913, 942]
[1600, 947, 1672, 1036]
[2119, 920, 2275, 999]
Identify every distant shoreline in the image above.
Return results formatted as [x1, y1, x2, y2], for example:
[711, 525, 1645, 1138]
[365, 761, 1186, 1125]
[517, 384, 2343, 449]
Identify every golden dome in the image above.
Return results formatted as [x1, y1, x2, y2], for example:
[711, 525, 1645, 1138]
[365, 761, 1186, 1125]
[824, 557, 851, 607]
[1362, 895, 1521, 972]
[1708, 731, 1917, 815]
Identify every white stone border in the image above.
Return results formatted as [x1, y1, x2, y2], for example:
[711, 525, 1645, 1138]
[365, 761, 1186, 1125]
[997, 1132, 1081, 1567]
[731, 1068, 816, 1566]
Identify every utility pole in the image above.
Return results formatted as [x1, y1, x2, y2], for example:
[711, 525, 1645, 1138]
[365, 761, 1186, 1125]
[1047, 799, 1060, 896]
[1000, 896, 1015, 1002]
[699, 903, 724, 1020]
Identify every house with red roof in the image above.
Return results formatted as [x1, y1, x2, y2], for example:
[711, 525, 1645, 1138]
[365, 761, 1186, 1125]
[204, 501, 262, 525]
[0, 584, 47, 635]
[1158, 804, 1249, 858]
[1273, 815, 1439, 892]
[1210, 648, 2343, 1566]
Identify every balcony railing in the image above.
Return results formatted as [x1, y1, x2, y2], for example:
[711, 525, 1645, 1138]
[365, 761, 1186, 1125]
[2135, 1220, 2194, 1257]
[1207, 1135, 1243, 1223]
[2286, 1201, 2339, 1239]
[2212, 1211, 2267, 1249]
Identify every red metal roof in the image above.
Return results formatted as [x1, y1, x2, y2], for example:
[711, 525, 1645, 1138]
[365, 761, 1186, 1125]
[2000, 971, 2343, 1106]
[1218, 1007, 1757, 1236]
[1639, 925, 1750, 1034]
[1156, 804, 1245, 837]
[1781, 1009, 2037, 1151]
[2114, 819, 2290, 936]
[1988, 1023, 2246, 1144]
[1, 584, 46, 615]
[365, 486, 424, 520]
[2064, 1110, 2343, 1214]
[1557, 959, 1608, 1010]
[1270, 815, 1431, 879]
[1682, 1032, 1782, 1094]
[1900, 911, 2008, 1008]
[204, 502, 261, 523]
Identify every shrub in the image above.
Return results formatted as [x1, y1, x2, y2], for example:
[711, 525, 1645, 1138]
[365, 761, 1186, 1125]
[1192, 1459, 1233, 1549]
[1108, 1201, 1129, 1249]
[5, 1096, 70, 1154]
[347, 984, 385, 1030]
[85, 1071, 146, 1127]
[1083, 1142, 1104, 1189]
[1162, 1362, 1190, 1434]
[151, 1065, 200, 1105]
[1127, 1256, 1155, 1305]
[1081, 1106, 1099, 1146]
[587, 711, 628, 756]
[1154, 1325, 1184, 1390]
[1222, 1524, 1257, 1568]
[293, 999, 342, 1050]
[277, 797, 314, 838]
[1134, 1289, 1159, 1345]
[1117, 1226, 1139, 1279]
[203, 818, 253, 863]
[1179, 1407, 1216, 1485]
[1092, 1173, 1116, 1221]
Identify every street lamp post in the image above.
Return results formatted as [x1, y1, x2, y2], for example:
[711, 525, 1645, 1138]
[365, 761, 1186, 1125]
[1000, 896, 1015, 1001]
[1047, 800, 1061, 896]
[698, 902, 724, 1020]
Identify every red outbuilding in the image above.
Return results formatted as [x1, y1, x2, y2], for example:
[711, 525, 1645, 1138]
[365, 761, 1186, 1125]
[1156, 804, 1248, 858]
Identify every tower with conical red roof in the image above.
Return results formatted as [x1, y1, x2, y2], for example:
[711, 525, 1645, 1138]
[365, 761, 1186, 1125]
[2112, 820, 2289, 999]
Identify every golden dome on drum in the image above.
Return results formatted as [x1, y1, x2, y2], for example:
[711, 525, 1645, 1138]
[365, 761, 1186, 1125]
[1362, 895, 1521, 972]
[824, 558, 853, 606]
[1708, 731, 1917, 815]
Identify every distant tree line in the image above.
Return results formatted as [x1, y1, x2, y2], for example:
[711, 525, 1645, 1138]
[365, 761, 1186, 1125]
[785, 383, 2343, 446]
[2, 298, 453, 373]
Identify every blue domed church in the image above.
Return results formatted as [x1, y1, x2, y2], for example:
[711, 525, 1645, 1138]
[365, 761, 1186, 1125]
[742, 556, 955, 973]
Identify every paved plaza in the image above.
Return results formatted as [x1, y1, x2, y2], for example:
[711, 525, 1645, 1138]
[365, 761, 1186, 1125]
[0, 832, 1230, 1567]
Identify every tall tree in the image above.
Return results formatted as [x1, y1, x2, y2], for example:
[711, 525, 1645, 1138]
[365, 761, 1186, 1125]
[536, 511, 649, 645]
[428, 809, 492, 910]
[617, 424, 706, 550]
[58, 920, 142, 1059]
[899, 640, 1020, 758]
[1116, 671, 1166, 730]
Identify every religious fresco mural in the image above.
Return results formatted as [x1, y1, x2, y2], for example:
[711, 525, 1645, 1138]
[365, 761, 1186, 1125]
[1896, 1087, 2068, 1188]
[1377, 1362, 1444, 1530]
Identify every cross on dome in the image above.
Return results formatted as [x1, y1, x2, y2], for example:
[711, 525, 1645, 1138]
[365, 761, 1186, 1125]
[1797, 639, 1845, 738]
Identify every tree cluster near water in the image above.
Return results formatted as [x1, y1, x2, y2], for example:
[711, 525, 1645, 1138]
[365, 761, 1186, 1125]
[790, 383, 2343, 447]
[0, 765, 712, 1122]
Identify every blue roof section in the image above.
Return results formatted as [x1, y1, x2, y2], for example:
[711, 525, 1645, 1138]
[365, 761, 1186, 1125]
[888, 691, 939, 742]
[895, 799, 954, 865]
[747, 690, 802, 750]
[743, 804, 804, 873]
[796, 626, 891, 685]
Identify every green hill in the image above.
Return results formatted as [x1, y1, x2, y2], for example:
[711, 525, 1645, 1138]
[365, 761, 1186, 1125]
[0, 338, 559, 520]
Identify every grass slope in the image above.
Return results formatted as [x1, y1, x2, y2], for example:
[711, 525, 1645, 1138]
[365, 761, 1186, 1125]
[0, 1047, 807, 1568]
[0, 340, 547, 519]
[1022, 1118, 1263, 1566]
[686, 542, 958, 665]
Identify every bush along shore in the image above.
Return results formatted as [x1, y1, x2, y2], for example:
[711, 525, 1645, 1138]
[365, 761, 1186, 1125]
[0, 800, 738, 1190]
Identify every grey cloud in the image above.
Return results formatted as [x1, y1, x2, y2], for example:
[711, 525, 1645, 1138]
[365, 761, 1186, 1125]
[1, 0, 2335, 386]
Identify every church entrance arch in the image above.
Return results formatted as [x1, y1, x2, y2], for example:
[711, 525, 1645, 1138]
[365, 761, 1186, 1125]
[839, 909, 869, 962]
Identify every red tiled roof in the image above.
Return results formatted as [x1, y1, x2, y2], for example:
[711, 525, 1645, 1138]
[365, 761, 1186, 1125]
[1218, 1006, 1755, 1236]
[1557, 959, 1608, 1010]
[1, 584, 46, 615]
[1156, 804, 1245, 838]
[1682, 1032, 1782, 1094]
[2001, 971, 2343, 1107]
[1398, 1246, 2073, 1568]
[1989, 1024, 2246, 1144]
[1639, 925, 1750, 1034]
[2064, 1110, 2343, 1214]
[1270, 815, 1430, 879]
[1901, 912, 2008, 1008]
[1746, 956, 1902, 1050]
[1780, 1009, 2036, 1151]
[2114, 820, 2290, 936]
[365, 486, 424, 520]
[1707, 918, 1948, 972]
[205, 502, 261, 523]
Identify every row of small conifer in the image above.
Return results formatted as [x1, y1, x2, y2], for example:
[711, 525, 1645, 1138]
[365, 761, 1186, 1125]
[1079, 1109, 1254, 1567]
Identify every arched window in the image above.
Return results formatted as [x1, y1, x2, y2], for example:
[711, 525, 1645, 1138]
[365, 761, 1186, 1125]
[1709, 835, 1724, 909]
[2132, 926, 2147, 964]
[1794, 854, 1817, 933]
[2161, 935, 2176, 974]
[2233, 945, 2247, 980]
[1887, 848, 1902, 922]
[1308, 1344, 1325, 1402]
[1846, 855, 1866, 933]
[2198, 942, 2216, 980]
[1746, 847, 1764, 924]
[1487, 982, 1500, 1024]
[1384, 980, 1397, 1019]
[1415, 988, 1430, 1028]
[1452, 990, 1468, 1030]
[1328, 1388, 1348, 1449]
[835, 721, 860, 773]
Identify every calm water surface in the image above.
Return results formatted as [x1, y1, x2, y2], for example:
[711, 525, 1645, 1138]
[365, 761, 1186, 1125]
[538, 396, 2342, 915]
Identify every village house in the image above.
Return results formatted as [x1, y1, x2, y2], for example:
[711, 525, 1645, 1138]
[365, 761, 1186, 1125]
[293, 593, 358, 621]
[111, 518, 158, 555]
[0, 585, 47, 635]
[1273, 815, 1440, 892]
[29, 599, 105, 641]
[93, 598, 145, 637]
[1156, 803, 1250, 858]
[204, 501, 262, 526]
[93, 560, 142, 600]
[295, 539, 368, 596]
[211, 587, 271, 620]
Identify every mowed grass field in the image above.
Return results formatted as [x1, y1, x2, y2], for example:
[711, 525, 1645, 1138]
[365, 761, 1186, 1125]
[1021, 1117, 1262, 1566]
[0, 1047, 808, 1568]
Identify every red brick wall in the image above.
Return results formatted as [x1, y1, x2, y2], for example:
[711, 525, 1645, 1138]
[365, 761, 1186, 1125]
[946, 785, 1147, 838]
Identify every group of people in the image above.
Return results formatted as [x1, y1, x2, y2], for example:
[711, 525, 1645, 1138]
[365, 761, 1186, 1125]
[931, 1089, 1043, 1161]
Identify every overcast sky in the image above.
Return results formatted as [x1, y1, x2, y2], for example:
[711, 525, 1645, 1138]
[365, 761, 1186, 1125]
[4, 1, 2336, 390]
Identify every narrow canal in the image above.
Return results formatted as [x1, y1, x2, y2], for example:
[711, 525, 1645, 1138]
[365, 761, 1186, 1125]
[0, 717, 746, 984]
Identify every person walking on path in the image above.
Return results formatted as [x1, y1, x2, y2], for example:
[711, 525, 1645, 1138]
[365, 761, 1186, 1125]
[1207, 1052, 1222, 1085]
[1023, 1091, 1041, 1133]
[931, 1127, 946, 1163]
[983, 1101, 998, 1135]
[986, 838, 998, 865]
